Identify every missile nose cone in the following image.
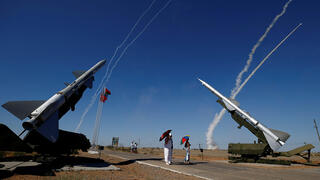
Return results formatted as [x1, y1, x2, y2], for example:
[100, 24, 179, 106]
[95, 59, 106, 69]
[197, 78, 205, 85]
[100, 59, 106, 65]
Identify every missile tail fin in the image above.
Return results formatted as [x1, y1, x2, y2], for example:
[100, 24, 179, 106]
[36, 112, 59, 143]
[269, 128, 290, 143]
[2, 101, 45, 120]
[263, 131, 283, 151]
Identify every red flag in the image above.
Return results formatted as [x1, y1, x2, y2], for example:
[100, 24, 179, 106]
[100, 93, 107, 102]
[100, 88, 111, 103]
[105, 88, 111, 95]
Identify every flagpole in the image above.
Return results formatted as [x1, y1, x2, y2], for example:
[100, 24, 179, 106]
[92, 87, 105, 148]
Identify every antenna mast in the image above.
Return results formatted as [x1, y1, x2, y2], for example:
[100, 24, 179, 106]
[314, 119, 320, 144]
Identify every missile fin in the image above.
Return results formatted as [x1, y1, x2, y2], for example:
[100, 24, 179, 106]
[72, 70, 86, 78]
[269, 128, 290, 143]
[263, 131, 282, 151]
[2, 101, 45, 120]
[36, 111, 59, 143]
[84, 76, 94, 89]
[222, 99, 236, 111]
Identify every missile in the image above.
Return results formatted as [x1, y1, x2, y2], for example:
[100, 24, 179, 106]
[198, 78, 285, 151]
[2, 60, 106, 142]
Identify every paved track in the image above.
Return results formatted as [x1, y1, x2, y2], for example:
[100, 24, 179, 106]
[103, 149, 320, 180]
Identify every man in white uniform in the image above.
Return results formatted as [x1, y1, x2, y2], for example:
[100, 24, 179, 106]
[164, 133, 173, 165]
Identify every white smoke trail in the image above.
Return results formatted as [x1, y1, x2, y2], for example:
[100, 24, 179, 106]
[206, 0, 293, 149]
[76, 0, 172, 132]
[91, 0, 172, 135]
[206, 109, 226, 149]
[105, 0, 173, 84]
[75, 0, 157, 132]
[104, 0, 158, 88]
[231, 0, 292, 96]
[232, 23, 302, 98]
[206, 23, 301, 149]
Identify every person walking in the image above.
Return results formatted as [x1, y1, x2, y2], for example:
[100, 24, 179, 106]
[164, 133, 173, 165]
[184, 140, 191, 164]
[130, 141, 135, 152]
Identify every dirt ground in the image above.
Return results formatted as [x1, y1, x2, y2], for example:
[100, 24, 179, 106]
[4, 150, 198, 180]
[3, 147, 320, 179]
[136, 147, 320, 164]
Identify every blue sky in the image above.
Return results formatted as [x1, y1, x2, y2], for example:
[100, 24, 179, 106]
[0, 0, 320, 151]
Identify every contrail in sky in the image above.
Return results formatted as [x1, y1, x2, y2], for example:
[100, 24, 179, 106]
[232, 23, 302, 98]
[231, 0, 292, 96]
[206, 23, 300, 150]
[102, 0, 158, 93]
[105, 0, 173, 83]
[206, 0, 293, 149]
[206, 23, 301, 150]
[76, 0, 172, 132]
[75, 0, 157, 132]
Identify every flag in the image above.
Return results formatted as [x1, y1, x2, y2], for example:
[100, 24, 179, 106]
[100, 88, 111, 103]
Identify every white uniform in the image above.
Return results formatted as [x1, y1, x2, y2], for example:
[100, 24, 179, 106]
[164, 138, 173, 164]
[185, 147, 190, 162]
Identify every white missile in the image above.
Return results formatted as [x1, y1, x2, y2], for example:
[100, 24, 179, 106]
[2, 60, 106, 143]
[198, 78, 285, 151]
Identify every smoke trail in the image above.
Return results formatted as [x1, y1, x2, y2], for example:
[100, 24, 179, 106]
[206, 23, 301, 149]
[75, 0, 157, 132]
[76, 0, 172, 132]
[231, 0, 292, 96]
[105, 0, 173, 84]
[206, 0, 293, 149]
[90, 0, 172, 133]
[104, 0, 158, 89]
[206, 109, 226, 149]
[232, 23, 302, 98]
[100, 0, 157, 91]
